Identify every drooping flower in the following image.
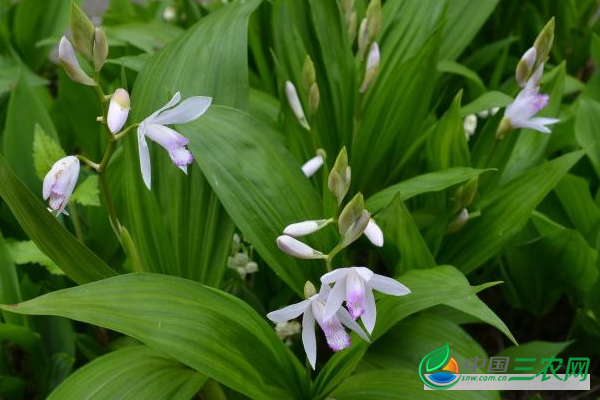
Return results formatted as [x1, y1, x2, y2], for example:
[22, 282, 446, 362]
[276, 235, 325, 259]
[363, 218, 383, 247]
[267, 283, 369, 369]
[321, 267, 410, 334]
[107, 88, 130, 134]
[301, 153, 324, 177]
[137, 92, 211, 189]
[43, 156, 80, 216]
[496, 64, 559, 139]
[58, 36, 95, 86]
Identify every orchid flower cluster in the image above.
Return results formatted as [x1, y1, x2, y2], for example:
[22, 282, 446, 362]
[496, 18, 559, 139]
[227, 234, 259, 279]
[267, 148, 410, 369]
[42, 5, 210, 267]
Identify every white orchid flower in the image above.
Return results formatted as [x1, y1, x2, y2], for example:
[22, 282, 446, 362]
[267, 284, 369, 369]
[276, 235, 325, 259]
[42, 156, 80, 216]
[107, 88, 130, 134]
[321, 267, 410, 334]
[497, 64, 559, 139]
[137, 92, 211, 189]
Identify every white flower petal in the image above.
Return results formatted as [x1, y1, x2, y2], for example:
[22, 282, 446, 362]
[352, 266, 374, 282]
[338, 306, 370, 342]
[320, 268, 350, 284]
[145, 92, 182, 124]
[267, 299, 312, 322]
[302, 310, 317, 369]
[152, 96, 212, 125]
[301, 155, 324, 177]
[42, 167, 57, 200]
[363, 219, 384, 247]
[283, 220, 326, 237]
[324, 280, 346, 321]
[137, 128, 152, 190]
[361, 286, 377, 334]
[368, 274, 411, 296]
[276, 235, 323, 259]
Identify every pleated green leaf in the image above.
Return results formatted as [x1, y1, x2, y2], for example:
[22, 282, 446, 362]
[366, 167, 493, 213]
[1, 273, 307, 400]
[0, 152, 117, 284]
[0, 228, 23, 325]
[47, 346, 206, 400]
[439, 150, 583, 273]
[575, 96, 600, 178]
[121, 0, 261, 283]
[182, 106, 325, 295]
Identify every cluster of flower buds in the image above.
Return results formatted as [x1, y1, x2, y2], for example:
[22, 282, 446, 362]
[285, 55, 320, 131]
[268, 148, 406, 368]
[356, 0, 381, 93]
[58, 3, 108, 86]
[227, 233, 259, 279]
[339, 0, 358, 42]
[496, 18, 559, 139]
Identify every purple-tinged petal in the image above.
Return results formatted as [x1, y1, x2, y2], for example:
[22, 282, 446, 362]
[152, 96, 212, 125]
[169, 147, 194, 168]
[346, 270, 366, 319]
[145, 124, 189, 150]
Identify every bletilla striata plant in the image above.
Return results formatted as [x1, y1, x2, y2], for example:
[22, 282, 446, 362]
[268, 147, 410, 369]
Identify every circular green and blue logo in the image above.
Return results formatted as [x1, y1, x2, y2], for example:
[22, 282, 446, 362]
[419, 343, 460, 389]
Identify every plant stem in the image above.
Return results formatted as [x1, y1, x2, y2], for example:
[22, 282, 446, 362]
[76, 154, 100, 170]
[68, 201, 85, 242]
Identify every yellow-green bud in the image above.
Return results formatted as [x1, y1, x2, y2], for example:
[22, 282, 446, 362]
[328, 147, 351, 205]
[304, 281, 317, 298]
[70, 2, 96, 61]
[347, 11, 358, 42]
[93, 27, 108, 72]
[358, 18, 369, 59]
[309, 83, 320, 115]
[533, 17, 554, 65]
[495, 117, 513, 140]
[338, 193, 370, 248]
[301, 55, 316, 93]
[366, 0, 381, 42]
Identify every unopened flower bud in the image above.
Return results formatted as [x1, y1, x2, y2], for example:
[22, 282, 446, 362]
[163, 6, 176, 22]
[107, 88, 130, 134]
[42, 156, 80, 216]
[477, 109, 489, 118]
[358, 18, 368, 59]
[285, 81, 310, 131]
[463, 114, 477, 140]
[338, 193, 371, 248]
[231, 233, 241, 253]
[366, 0, 381, 41]
[309, 83, 320, 115]
[304, 281, 317, 298]
[245, 261, 259, 274]
[93, 27, 108, 72]
[515, 47, 537, 88]
[302, 150, 326, 177]
[363, 218, 384, 247]
[275, 321, 301, 342]
[284, 219, 329, 237]
[276, 235, 324, 259]
[301, 55, 316, 93]
[58, 37, 95, 86]
[347, 11, 358, 42]
[490, 107, 500, 116]
[360, 42, 380, 93]
[496, 117, 513, 140]
[446, 208, 469, 234]
[533, 17, 554, 65]
[70, 2, 95, 61]
[328, 147, 351, 205]
[340, 0, 355, 17]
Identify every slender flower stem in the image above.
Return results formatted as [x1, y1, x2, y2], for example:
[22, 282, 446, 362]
[76, 154, 100, 170]
[486, 138, 500, 166]
[113, 123, 139, 141]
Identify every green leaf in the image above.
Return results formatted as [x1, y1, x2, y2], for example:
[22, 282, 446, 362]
[438, 61, 485, 91]
[554, 174, 600, 245]
[0, 152, 117, 284]
[366, 167, 494, 213]
[575, 96, 600, 178]
[375, 193, 436, 275]
[460, 91, 513, 117]
[70, 175, 100, 207]
[495, 341, 572, 374]
[32, 124, 66, 181]
[48, 346, 206, 400]
[104, 22, 184, 53]
[425, 343, 450, 372]
[0, 228, 23, 325]
[183, 106, 326, 294]
[3, 75, 58, 192]
[0, 273, 308, 400]
[7, 240, 63, 275]
[439, 151, 584, 273]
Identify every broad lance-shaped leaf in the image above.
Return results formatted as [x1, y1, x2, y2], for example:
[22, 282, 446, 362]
[0, 273, 308, 400]
[121, 0, 260, 284]
[0, 152, 117, 284]
[314, 265, 515, 396]
[48, 346, 206, 400]
[366, 167, 494, 213]
[182, 106, 326, 295]
[439, 150, 584, 273]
